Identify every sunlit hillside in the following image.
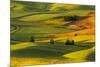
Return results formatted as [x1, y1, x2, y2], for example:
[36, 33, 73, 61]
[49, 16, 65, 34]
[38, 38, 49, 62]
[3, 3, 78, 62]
[11, 0, 95, 66]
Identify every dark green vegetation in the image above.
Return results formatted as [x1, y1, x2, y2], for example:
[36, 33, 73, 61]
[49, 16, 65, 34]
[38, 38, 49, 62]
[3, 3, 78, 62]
[11, 42, 94, 58]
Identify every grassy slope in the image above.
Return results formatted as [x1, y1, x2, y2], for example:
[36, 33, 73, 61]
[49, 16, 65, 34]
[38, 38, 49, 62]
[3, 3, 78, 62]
[50, 3, 80, 10]
[63, 47, 95, 62]
[11, 1, 95, 66]
[11, 42, 94, 66]
[11, 12, 95, 41]
[48, 13, 95, 43]
[19, 13, 65, 21]
[18, 10, 93, 22]
[11, 42, 38, 50]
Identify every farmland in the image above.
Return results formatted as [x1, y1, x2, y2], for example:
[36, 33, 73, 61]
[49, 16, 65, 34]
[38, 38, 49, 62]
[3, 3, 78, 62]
[11, 0, 95, 66]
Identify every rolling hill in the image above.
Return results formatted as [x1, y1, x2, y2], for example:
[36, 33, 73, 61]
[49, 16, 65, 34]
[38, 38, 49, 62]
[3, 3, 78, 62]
[11, 0, 95, 66]
[63, 47, 95, 62]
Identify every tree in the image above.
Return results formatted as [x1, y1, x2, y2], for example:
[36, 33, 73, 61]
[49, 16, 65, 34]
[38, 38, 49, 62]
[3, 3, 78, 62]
[64, 15, 81, 22]
[30, 36, 35, 42]
[50, 39, 54, 44]
[71, 40, 75, 45]
[65, 40, 70, 45]
[74, 34, 78, 36]
[63, 16, 68, 21]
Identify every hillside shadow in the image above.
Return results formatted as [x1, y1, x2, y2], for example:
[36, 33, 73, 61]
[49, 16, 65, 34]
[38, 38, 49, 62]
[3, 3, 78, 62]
[86, 51, 95, 61]
[11, 42, 94, 58]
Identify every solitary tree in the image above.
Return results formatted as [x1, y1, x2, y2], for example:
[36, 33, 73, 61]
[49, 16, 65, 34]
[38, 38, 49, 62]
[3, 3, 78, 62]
[50, 39, 54, 44]
[30, 36, 35, 42]
[71, 40, 75, 45]
[74, 34, 78, 36]
[65, 40, 70, 45]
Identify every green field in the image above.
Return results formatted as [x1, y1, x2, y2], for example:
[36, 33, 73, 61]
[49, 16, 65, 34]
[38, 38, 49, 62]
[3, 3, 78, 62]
[11, 0, 95, 66]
